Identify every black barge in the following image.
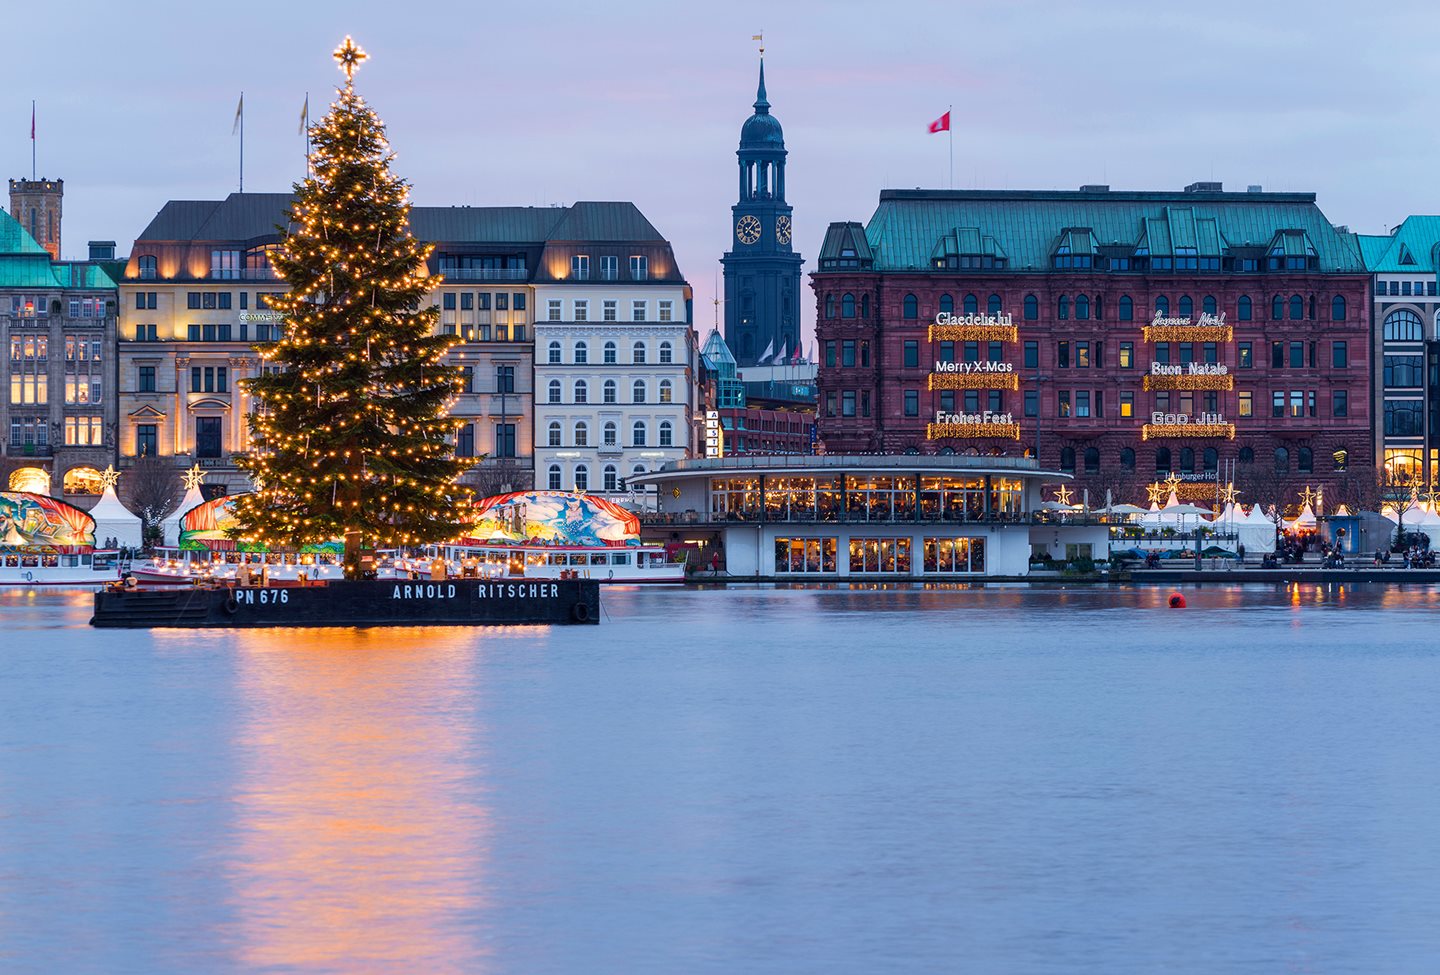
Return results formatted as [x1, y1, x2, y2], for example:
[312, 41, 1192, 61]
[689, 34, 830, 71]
[91, 578, 601, 628]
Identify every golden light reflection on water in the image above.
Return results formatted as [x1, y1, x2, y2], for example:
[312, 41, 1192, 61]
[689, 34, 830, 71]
[226, 627, 498, 973]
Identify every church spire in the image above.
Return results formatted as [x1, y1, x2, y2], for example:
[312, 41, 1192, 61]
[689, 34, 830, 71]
[754, 58, 769, 114]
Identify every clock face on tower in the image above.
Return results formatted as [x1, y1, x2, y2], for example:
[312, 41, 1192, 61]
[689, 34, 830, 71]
[776, 215, 792, 245]
[735, 215, 762, 245]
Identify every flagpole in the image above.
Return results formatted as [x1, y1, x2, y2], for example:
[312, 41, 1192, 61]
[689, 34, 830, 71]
[239, 91, 245, 193]
[31, 101, 36, 180]
[304, 92, 311, 177]
[948, 103, 953, 189]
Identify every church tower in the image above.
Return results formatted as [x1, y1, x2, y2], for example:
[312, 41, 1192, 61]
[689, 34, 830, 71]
[721, 59, 803, 368]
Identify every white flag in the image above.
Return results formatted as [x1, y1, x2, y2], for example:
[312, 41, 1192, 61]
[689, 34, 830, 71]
[758, 339, 774, 363]
[774, 341, 786, 364]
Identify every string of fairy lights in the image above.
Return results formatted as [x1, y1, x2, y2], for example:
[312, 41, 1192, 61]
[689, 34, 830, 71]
[231, 38, 473, 561]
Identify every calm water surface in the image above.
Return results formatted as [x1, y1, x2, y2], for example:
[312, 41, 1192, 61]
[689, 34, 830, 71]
[2, 584, 1440, 974]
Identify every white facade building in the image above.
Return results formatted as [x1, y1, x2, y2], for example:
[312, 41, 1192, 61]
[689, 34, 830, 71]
[533, 281, 695, 506]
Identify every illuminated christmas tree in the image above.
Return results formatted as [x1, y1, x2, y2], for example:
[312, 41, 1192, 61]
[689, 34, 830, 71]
[234, 37, 472, 577]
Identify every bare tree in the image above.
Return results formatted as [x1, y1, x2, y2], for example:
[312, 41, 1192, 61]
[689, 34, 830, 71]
[461, 460, 533, 500]
[120, 455, 183, 548]
[1327, 467, 1383, 514]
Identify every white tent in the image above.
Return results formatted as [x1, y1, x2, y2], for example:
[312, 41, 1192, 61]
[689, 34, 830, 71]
[86, 483, 143, 550]
[1287, 503, 1318, 533]
[160, 479, 207, 548]
[1228, 504, 1277, 554]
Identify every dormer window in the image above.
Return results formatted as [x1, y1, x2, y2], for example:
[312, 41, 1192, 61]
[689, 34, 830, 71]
[1174, 246, 1198, 271]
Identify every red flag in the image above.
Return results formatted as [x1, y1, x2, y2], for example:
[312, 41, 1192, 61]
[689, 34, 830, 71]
[30, 104, 35, 140]
[928, 111, 950, 134]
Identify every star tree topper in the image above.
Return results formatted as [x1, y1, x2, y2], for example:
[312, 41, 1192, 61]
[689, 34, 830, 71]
[333, 36, 368, 83]
[182, 464, 207, 492]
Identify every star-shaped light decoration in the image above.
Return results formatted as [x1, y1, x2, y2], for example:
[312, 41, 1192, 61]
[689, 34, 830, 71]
[98, 465, 121, 492]
[1221, 481, 1240, 505]
[1164, 472, 1182, 495]
[182, 464, 207, 492]
[1298, 485, 1316, 508]
[1054, 485, 1074, 506]
[1145, 482, 1165, 504]
[333, 35, 368, 83]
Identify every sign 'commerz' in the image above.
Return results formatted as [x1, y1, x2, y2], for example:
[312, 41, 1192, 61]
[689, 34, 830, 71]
[928, 312, 1018, 343]
[1142, 361, 1234, 390]
[1141, 412, 1236, 440]
[929, 360, 1019, 390]
[1142, 310, 1233, 343]
[927, 410, 1021, 440]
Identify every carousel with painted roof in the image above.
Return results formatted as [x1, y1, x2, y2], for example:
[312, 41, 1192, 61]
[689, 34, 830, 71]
[410, 490, 686, 583]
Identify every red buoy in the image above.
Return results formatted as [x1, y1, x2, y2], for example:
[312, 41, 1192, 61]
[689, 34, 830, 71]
[1168, 592, 1187, 609]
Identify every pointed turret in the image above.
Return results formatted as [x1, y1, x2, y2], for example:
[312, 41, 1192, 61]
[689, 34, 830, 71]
[754, 59, 770, 113]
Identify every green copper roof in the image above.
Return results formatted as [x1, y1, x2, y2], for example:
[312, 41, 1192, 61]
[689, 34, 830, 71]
[857, 188, 1365, 273]
[0, 207, 118, 290]
[1356, 216, 1440, 273]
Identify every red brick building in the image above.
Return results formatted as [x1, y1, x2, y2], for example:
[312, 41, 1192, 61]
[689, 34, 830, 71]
[813, 185, 1373, 503]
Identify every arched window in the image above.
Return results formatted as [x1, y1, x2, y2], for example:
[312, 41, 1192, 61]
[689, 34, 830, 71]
[1076, 295, 1090, 320]
[1119, 295, 1133, 321]
[574, 341, 588, 364]
[1203, 448, 1218, 472]
[1155, 296, 1169, 316]
[1239, 446, 1254, 465]
[574, 421, 588, 447]
[1271, 295, 1284, 320]
[825, 294, 835, 318]
[603, 341, 618, 364]
[1333, 449, 1348, 472]
[659, 379, 673, 403]
[1384, 309, 1424, 341]
[547, 379, 562, 403]
[860, 294, 870, 319]
[938, 446, 955, 456]
[1274, 447, 1290, 472]
[633, 341, 647, 364]
[547, 421, 562, 447]
[1179, 295, 1193, 317]
[1298, 446, 1313, 473]
[1331, 295, 1346, 321]
[1202, 296, 1216, 315]
[574, 464, 589, 491]
[939, 294, 954, 315]
[603, 379, 617, 404]
[1289, 294, 1303, 320]
[963, 293, 978, 314]
[632, 420, 647, 446]
[632, 379, 646, 403]
[1024, 294, 1039, 320]
[1154, 447, 1172, 473]
[547, 340, 562, 364]
[988, 294, 1002, 316]
[902, 294, 918, 319]
[603, 421, 618, 447]
[1179, 447, 1195, 473]
[547, 464, 562, 490]
[1238, 296, 1252, 321]
[841, 293, 856, 318]
[631, 463, 647, 488]
[1119, 447, 1136, 470]
[1084, 447, 1100, 474]
[1057, 295, 1069, 320]
[659, 420, 674, 447]
[659, 341, 673, 364]
[138, 255, 157, 280]
[573, 379, 588, 404]
[1059, 446, 1076, 472]
[603, 465, 618, 492]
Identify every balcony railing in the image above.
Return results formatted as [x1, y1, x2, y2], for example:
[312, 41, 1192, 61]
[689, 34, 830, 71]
[439, 268, 528, 282]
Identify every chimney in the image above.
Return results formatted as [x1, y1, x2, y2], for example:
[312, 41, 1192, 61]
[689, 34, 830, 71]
[1078, 184, 1110, 193]
[1246, 185, 1263, 193]
[1183, 181, 1223, 194]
